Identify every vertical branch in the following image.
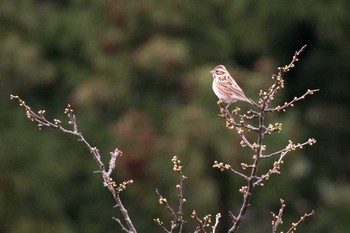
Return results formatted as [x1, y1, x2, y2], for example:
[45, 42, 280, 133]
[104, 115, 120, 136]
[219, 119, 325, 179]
[227, 95, 267, 233]
[213, 45, 317, 233]
[271, 199, 315, 233]
[211, 213, 221, 233]
[154, 156, 187, 232]
[176, 167, 186, 233]
[172, 155, 187, 232]
[271, 199, 286, 233]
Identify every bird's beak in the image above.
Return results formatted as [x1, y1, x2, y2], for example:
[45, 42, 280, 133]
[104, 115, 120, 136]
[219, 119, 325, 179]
[209, 69, 215, 74]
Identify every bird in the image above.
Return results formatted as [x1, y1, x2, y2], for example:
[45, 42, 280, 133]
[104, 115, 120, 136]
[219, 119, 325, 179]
[210, 65, 251, 107]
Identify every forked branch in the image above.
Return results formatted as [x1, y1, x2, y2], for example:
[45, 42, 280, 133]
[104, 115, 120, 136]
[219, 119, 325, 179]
[213, 45, 317, 233]
[10, 95, 137, 233]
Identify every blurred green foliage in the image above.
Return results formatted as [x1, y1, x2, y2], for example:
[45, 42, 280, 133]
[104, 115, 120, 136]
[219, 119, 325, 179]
[1, 0, 350, 232]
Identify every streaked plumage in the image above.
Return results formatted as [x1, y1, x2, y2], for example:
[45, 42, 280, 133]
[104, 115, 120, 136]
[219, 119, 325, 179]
[210, 65, 250, 104]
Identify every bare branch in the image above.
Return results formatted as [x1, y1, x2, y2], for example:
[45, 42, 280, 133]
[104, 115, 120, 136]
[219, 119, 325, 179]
[254, 139, 316, 187]
[263, 44, 308, 108]
[191, 210, 206, 233]
[154, 218, 171, 233]
[215, 45, 316, 233]
[271, 199, 315, 233]
[282, 45, 307, 73]
[286, 210, 315, 233]
[113, 217, 133, 233]
[267, 89, 320, 113]
[271, 199, 286, 233]
[10, 95, 137, 233]
[262, 138, 316, 159]
[11, 44, 317, 233]
[191, 210, 212, 233]
[155, 156, 187, 232]
[213, 161, 249, 181]
[217, 102, 255, 150]
[156, 189, 178, 221]
[211, 213, 221, 233]
[174, 156, 186, 232]
[107, 148, 122, 176]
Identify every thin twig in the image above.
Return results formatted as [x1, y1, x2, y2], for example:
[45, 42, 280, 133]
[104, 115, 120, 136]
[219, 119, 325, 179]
[271, 199, 315, 233]
[266, 89, 320, 113]
[10, 95, 137, 233]
[213, 161, 249, 181]
[262, 138, 316, 159]
[286, 210, 315, 233]
[282, 45, 307, 73]
[254, 139, 316, 187]
[217, 45, 315, 233]
[154, 156, 187, 232]
[271, 199, 286, 233]
[265, 45, 308, 108]
[156, 189, 178, 221]
[113, 217, 132, 233]
[229, 167, 250, 181]
[218, 102, 254, 150]
[191, 210, 207, 233]
[211, 213, 221, 233]
[176, 168, 186, 232]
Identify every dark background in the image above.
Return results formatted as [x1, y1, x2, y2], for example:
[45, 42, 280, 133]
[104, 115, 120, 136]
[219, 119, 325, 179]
[1, 0, 349, 232]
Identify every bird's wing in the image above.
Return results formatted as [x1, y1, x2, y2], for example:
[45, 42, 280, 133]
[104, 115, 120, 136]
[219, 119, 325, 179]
[218, 76, 249, 101]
